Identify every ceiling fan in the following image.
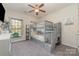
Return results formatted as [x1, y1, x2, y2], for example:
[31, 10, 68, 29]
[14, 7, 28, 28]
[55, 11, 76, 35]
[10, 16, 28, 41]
[28, 4, 46, 15]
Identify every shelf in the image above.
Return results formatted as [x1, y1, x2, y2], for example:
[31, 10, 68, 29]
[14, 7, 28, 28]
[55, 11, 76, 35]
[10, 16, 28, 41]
[26, 25, 30, 40]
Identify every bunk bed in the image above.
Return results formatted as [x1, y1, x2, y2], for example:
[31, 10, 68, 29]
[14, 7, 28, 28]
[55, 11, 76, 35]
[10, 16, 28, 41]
[30, 20, 61, 53]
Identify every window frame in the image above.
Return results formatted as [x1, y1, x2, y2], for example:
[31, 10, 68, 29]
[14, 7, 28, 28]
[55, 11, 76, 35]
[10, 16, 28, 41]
[10, 17, 23, 38]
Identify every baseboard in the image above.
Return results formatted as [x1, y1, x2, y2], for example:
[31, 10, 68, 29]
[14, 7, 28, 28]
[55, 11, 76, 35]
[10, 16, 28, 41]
[62, 42, 77, 49]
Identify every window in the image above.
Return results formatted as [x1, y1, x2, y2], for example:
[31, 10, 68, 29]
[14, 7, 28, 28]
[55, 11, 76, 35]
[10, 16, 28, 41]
[10, 18, 22, 38]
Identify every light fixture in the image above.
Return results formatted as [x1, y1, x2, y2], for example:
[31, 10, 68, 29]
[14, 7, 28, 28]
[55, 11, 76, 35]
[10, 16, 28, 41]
[34, 9, 39, 12]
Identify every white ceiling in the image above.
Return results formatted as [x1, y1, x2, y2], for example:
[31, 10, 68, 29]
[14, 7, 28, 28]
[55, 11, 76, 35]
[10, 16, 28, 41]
[3, 3, 72, 18]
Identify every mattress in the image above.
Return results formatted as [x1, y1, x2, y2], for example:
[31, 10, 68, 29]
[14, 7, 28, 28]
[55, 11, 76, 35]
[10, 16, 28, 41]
[31, 32, 45, 42]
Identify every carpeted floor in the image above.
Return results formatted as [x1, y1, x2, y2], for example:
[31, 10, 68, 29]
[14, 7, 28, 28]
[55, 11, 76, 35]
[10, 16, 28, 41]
[11, 40, 78, 56]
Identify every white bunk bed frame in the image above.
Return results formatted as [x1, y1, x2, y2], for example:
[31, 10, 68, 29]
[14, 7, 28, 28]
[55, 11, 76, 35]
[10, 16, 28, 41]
[29, 20, 61, 53]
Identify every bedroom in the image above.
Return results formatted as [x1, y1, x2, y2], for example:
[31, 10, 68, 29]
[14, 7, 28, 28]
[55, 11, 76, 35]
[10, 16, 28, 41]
[0, 3, 79, 56]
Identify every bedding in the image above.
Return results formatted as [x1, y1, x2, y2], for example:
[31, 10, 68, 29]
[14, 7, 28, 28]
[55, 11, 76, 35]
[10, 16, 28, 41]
[31, 32, 45, 42]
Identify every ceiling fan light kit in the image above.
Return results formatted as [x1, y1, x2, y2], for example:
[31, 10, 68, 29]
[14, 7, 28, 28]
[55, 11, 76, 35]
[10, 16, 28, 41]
[34, 9, 39, 12]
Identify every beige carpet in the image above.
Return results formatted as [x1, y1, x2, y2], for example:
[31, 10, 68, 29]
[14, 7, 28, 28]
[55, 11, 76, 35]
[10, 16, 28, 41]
[11, 40, 78, 56]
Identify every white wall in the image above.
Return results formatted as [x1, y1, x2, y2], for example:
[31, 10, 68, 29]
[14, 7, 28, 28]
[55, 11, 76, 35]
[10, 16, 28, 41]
[39, 4, 79, 48]
[5, 10, 37, 42]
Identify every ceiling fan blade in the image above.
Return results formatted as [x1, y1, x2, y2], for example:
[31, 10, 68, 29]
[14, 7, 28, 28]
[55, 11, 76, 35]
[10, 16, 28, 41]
[28, 4, 35, 8]
[28, 10, 34, 13]
[39, 9, 46, 13]
[36, 12, 38, 15]
[39, 4, 44, 8]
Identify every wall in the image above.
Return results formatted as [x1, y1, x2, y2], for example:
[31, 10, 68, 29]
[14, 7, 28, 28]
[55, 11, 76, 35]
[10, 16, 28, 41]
[39, 4, 79, 48]
[5, 9, 36, 42]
